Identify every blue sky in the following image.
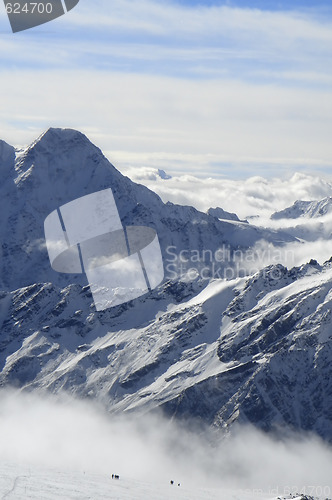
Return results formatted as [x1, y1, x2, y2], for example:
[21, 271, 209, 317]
[174, 0, 331, 9]
[0, 0, 332, 178]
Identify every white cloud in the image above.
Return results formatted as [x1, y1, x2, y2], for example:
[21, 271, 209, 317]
[0, 390, 331, 494]
[124, 170, 332, 218]
[127, 169, 332, 268]
[0, 71, 332, 177]
[232, 239, 332, 276]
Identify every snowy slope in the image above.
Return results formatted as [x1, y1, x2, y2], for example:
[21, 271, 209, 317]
[0, 462, 278, 500]
[0, 462, 228, 500]
[1, 259, 331, 440]
[0, 462, 326, 500]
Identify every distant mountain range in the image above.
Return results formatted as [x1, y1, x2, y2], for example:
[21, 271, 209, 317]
[271, 197, 332, 220]
[0, 129, 331, 442]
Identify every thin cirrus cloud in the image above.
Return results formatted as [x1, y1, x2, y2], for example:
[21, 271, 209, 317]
[0, 0, 332, 177]
[2, 0, 332, 80]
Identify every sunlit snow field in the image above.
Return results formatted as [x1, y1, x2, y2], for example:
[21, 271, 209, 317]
[0, 462, 275, 500]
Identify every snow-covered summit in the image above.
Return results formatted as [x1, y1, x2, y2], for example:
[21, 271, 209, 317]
[157, 168, 172, 180]
[0, 128, 296, 290]
[207, 207, 248, 223]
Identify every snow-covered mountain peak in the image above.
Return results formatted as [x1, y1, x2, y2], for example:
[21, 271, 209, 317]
[271, 197, 332, 220]
[0, 129, 298, 290]
[26, 127, 96, 153]
[207, 206, 248, 223]
[157, 168, 172, 180]
[14, 127, 117, 188]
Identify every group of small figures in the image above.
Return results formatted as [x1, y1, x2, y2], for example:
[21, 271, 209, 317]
[111, 474, 180, 486]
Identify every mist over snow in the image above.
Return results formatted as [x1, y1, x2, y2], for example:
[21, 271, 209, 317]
[122, 169, 332, 220]
[0, 390, 331, 495]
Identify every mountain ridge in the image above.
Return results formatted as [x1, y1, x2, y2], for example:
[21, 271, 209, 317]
[0, 128, 296, 290]
[271, 197, 332, 220]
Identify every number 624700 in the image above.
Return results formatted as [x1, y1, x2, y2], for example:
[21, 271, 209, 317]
[5, 2, 53, 14]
